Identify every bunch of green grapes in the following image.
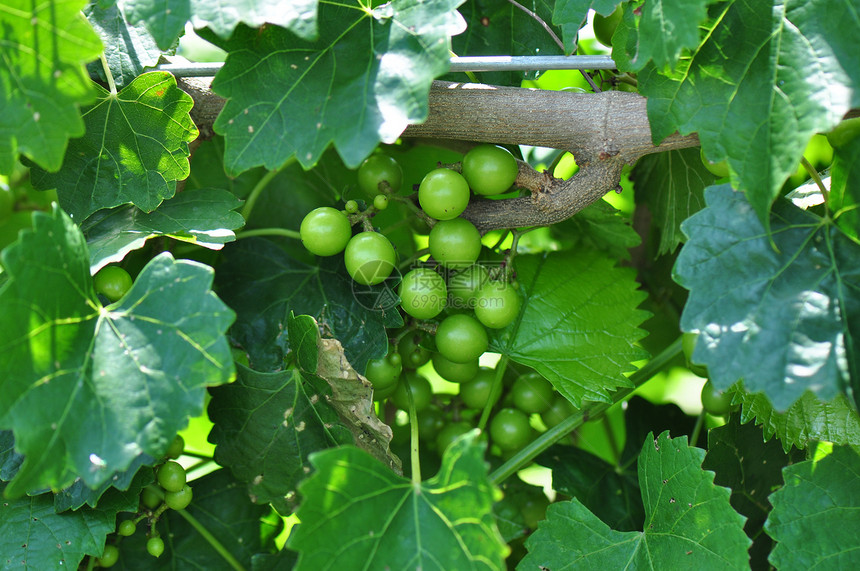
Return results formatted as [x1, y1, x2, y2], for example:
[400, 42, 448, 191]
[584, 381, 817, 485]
[87, 435, 190, 567]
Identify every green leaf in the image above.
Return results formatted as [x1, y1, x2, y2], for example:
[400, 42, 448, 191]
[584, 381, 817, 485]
[0, 479, 133, 570]
[625, 0, 710, 71]
[631, 147, 713, 255]
[452, 0, 570, 85]
[0, 0, 102, 174]
[702, 415, 806, 569]
[538, 444, 643, 531]
[0, 430, 24, 481]
[674, 185, 860, 411]
[53, 454, 154, 512]
[765, 445, 860, 569]
[210, 0, 466, 173]
[537, 398, 697, 532]
[287, 433, 507, 570]
[830, 137, 860, 242]
[84, 0, 166, 90]
[639, 0, 860, 224]
[30, 71, 198, 222]
[82, 188, 245, 273]
[490, 250, 649, 407]
[735, 389, 860, 451]
[123, 0, 319, 51]
[288, 313, 321, 373]
[215, 238, 401, 375]
[522, 431, 751, 569]
[208, 363, 352, 515]
[0, 208, 234, 496]
[113, 468, 269, 568]
[550, 200, 641, 260]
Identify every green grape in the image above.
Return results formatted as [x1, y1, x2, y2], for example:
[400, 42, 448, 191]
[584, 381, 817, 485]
[390, 372, 433, 411]
[418, 168, 470, 220]
[541, 395, 576, 429]
[94, 265, 133, 302]
[474, 280, 521, 329]
[146, 536, 165, 558]
[358, 154, 402, 196]
[344, 199, 359, 213]
[458, 367, 498, 410]
[344, 231, 396, 285]
[701, 380, 734, 416]
[117, 519, 137, 537]
[827, 117, 860, 148]
[461, 144, 518, 196]
[165, 434, 185, 459]
[700, 148, 730, 178]
[97, 544, 120, 568]
[398, 331, 431, 369]
[300, 206, 353, 257]
[436, 421, 473, 454]
[490, 408, 532, 451]
[141, 486, 162, 510]
[510, 373, 554, 414]
[431, 352, 479, 383]
[416, 404, 446, 442]
[364, 348, 402, 391]
[428, 218, 482, 269]
[682, 332, 709, 377]
[435, 314, 488, 363]
[373, 194, 389, 210]
[372, 378, 399, 401]
[520, 493, 550, 529]
[399, 267, 447, 319]
[164, 484, 193, 510]
[157, 460, 186, 493]
[593, 5, 623, 46]
[448, 264, 489, 310]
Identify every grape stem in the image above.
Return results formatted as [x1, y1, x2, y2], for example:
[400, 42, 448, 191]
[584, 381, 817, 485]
[488, 335, 683, 485]
[235, 227, 301, 240]
[690, 410, 706, 448]
[99, 53, 117, 96]
[800, 155, 830, 207]
[241, 164, 290, 221]
[478, 355, 509, 431]
[397, 248, 430, 271]
[404, 380, 422, 485]
[176, 508, 247, 571]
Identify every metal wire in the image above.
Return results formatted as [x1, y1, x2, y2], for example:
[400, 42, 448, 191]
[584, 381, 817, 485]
[155, 55, 617, 78]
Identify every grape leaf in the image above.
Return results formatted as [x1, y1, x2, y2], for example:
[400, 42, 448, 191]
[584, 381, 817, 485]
[674, 184, 860, 411]
[550, 198, 641, 260]
[537, 398, 696, 532]
[113, 468, 269, 568]
[538, 444, 643, 531]
[287, 432, 507, 570]
[631, 147, 713, 255]
[53, 454, 154, 512]
[0, 430, 24, 481]
[0, 207, 234, 496]
[490, 250, 650, 407]
[30, 71, 198, 222]
[0, 479, 132, 570]
[0, 0, 102, 174]
[208, 363, 352, 515]
[624, 0, 710, 71]
[452, 0, 571, 86]
[765, 445, 860, 569]
[703, 415, 806, 569]
[122, 0, 319, 51]
[522, 431, 751, 569]
[84, 0, 166, 90]
[253, 549, 299, 571]
[215, 237, 402, 375]
[830, 137, 860, 241]
[735, 389, 860, 452]
[82, 188, 245, 273]
[210, 0, 467, 174]
[638, 0, 860, 224]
